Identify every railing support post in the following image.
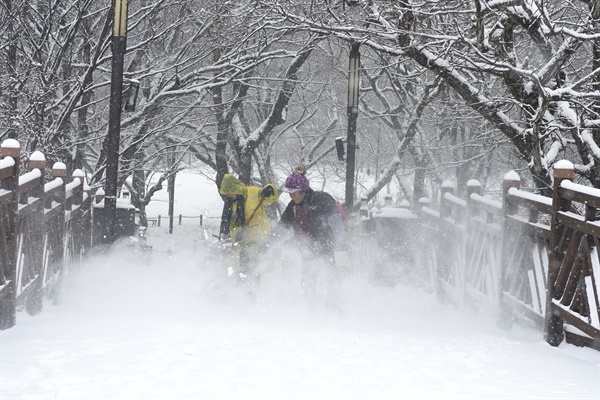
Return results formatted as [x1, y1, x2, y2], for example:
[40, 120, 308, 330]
[437, 180, 455, 301]
[439, 180, 454, 220]
[545, 160, 574, 346]
[72, 169, 86, 261]
[466, 179, 481, 222]
[498, 171, 521, 329]
[0, 139, 20, 330]
[49, 163, 67, 299]
[25, 152, 47, 316]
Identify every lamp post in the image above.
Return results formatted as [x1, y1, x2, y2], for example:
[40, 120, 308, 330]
[105, 0, 129, 243]
[345, 43, 360, 212]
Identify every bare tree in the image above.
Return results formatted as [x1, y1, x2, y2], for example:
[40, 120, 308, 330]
[265, 0, 600, 192]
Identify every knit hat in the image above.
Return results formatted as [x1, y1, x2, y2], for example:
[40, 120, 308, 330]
[282, 173, 309, 193]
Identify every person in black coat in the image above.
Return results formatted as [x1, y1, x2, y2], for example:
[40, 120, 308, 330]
[279, 180, 346, 258]
[265, 169, 348, 309]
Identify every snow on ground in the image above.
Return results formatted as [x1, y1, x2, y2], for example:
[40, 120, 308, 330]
[2, 224, 599, 400]
[1, 171, 599, 399]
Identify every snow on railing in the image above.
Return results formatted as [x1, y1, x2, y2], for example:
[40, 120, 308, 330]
[470, 192, 502, 210]
[44, 178, 64, 192]
[444, 191, 467, 208]
[18, 169, 41, 186]
[0, 156, 15, 169]
[65, 178, 81, 193]
[561, 179, 600, 198]
[507, 186, 553, 206]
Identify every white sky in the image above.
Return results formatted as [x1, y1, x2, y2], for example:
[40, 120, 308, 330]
[1, 171, 599, 399]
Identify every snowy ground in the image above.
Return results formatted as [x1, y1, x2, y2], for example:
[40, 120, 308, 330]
[1, 171, 599, 399]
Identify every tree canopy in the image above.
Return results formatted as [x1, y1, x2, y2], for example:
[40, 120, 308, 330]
[3, 0, 600, 216]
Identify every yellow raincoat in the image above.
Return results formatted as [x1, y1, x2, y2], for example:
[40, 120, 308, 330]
[219, 174, 279, 246]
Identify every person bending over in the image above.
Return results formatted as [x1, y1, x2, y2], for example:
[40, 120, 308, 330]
[219, 174, 279, 280]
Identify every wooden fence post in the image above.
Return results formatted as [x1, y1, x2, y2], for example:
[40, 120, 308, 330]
[51, 162, 67, 282]
[95, 187, 105, 204]
[72, 169, 86, 258]
[466, 179, 482, 221]
[440, 180, 454, 220]
[0, 139, 20, 330]
[545, 160, 574, 346]
[502, 172, 520, 215]
[52, 163, 67, 180]
[82, 175, 93, 251]
[25, 151, 47, 316]
[437, 180, 455, 295]
[498, 171, 521, 328]
[72, 169, 85, 206]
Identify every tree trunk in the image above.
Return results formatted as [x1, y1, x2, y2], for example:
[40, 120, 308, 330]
[238, 150, 253, 185]
[211, 50, 229, 190]
[132, 166, 147, 227]
[6, 0, 18, 139]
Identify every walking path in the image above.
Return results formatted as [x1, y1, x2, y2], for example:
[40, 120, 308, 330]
[1, 226, 598, 399]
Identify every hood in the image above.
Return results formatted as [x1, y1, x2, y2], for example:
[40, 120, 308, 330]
[219, 174, 247, 196]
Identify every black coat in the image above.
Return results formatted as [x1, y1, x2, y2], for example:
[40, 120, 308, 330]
[280, 188, 339, 256]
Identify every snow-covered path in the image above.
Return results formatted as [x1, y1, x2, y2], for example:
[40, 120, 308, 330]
[1, 229, 599, 400]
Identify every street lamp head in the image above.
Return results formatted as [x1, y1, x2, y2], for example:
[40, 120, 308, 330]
[124, 79, 140, 112]
[113, 0, 129, 37]
[335, 137, 346, 161]
[347, 43, 361, 110]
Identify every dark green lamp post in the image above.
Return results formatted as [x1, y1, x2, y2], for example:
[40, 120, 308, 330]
[345, 43, 360, 212]
[104, 0, 129, 243]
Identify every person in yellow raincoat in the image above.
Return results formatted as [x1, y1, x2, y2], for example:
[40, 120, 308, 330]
[218, 174, 279, 279]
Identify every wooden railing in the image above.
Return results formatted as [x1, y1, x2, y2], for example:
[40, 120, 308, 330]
[3, 133, 598, 351]
[0, 139, 93, 330]
[545, 163, 600, 347]
[365, 161, 600, 350]
[500, 172, 551, 329]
